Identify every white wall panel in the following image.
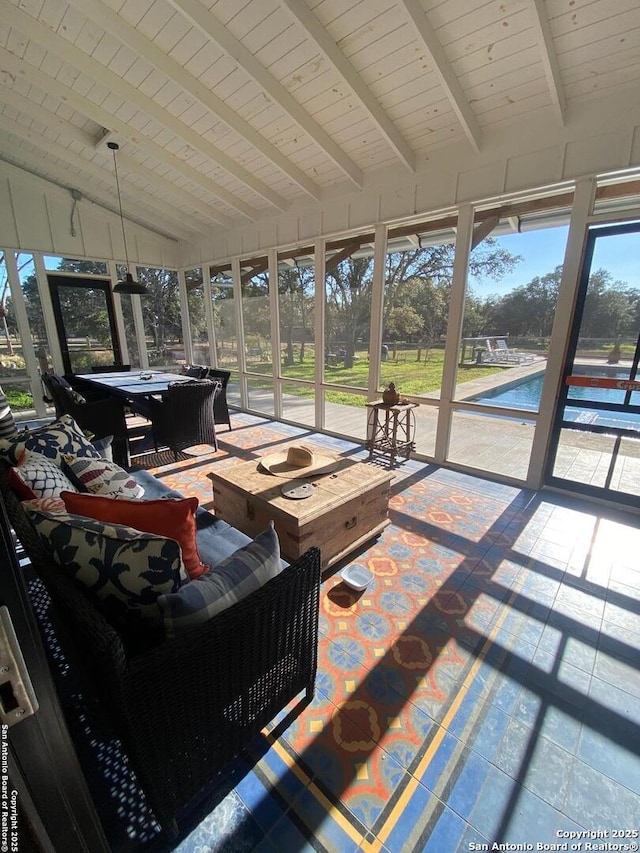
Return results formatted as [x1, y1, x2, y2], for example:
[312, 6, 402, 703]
[275, 217, 300, 249]
[12, 179, 53, 251]
[504, 147, 564, 193]
[0, 177, 19, 247]
[44, 193, 86, 257]
[456, 160, 506, 205]
[347, 192, 381, 230]
[297, 211, 321, 241]
[564, 131, 630, 180]
[414, 168, 457, 215]
[379, 184, 418, 221]
[0, 159, 179, 265]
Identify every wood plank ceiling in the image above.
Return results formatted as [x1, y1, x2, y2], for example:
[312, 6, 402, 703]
[0, 0, 638, 242]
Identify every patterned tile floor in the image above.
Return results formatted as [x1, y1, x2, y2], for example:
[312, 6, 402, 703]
[137, 414, 640, 853]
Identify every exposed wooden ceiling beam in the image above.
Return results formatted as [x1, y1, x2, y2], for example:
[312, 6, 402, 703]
[1, 1, 278, 215]
[399, 0, 482, 154]
[0, 84, 230, 231]
[0, 132, 199, 242]
[0, 46, 255, 223]
[471, 215, 500, 250]
[0, 86, 96, 149]
[240, 259, 269, 285]
[280, 0, 415, 173]
[64, 0, 321, 203]
[166, 0, 364, 190]
[325, 240, 365, 273]
[528, 0, 566, 124]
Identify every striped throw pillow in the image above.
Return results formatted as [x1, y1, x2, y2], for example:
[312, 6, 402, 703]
[0, 386, 17, 440]
[158, 522, 282, 639]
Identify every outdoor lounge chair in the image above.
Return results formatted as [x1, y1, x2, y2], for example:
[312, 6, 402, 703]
[484, 339, 533, 365]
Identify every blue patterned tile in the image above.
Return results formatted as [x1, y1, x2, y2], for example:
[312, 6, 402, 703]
[419, 803, 468, 852]
[468, 765, 518, 840]
[565, 759, 640, 829]
[520, 735, 573, 810]
[418, 730, 461, 793]
[135, 423, 640, 853]
[588, 675, 640, 726]
[577, 725, 640, 795]
[467, 702, 512, 763]
[288, 785, 364, 853]
[383, 781, 434, 852]
[593, 649, 640, 698]
[443, 747, 493, 820]
[537, 705, 582, 753]
[266, 811, 317, 853]
[500, 786, 564, 845]
[235, 769, 290, 833]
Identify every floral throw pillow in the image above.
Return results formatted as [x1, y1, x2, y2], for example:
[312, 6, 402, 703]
[28, 508, 186, 631]
[0, 414, 103, 467]
[62, 454, 144, 499]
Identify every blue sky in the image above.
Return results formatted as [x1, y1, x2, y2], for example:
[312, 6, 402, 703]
[479, 225, 640, 297]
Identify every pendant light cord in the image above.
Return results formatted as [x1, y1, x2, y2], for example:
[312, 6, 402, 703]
[108, 142, 131, 275]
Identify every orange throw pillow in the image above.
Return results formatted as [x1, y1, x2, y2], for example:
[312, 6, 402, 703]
[61, 491, 209, 579]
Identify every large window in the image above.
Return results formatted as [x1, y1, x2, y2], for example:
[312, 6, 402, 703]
[380, 229, 455, 399]
[324, 239, 371, 391]
[0, 252, 38, 412]
[185, 267, 209, 366]
[136, 267, 182, 371]
[278, 252, 316, 423]
[241, 257, 272, 415]
[209, 266, 238, 372]
[448, 213, 569, 478]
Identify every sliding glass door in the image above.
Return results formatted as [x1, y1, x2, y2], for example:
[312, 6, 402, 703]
[546, 221, 640, 506]
[47, 275, 121, 375]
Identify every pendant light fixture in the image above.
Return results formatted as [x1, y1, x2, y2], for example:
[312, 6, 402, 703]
[107, 141, 147, 296]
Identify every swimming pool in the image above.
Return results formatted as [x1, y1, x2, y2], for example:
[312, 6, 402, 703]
[470, 370, 640, 430]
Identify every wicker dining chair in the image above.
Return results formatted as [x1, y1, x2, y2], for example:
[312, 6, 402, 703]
[41, 372, 131, 467]
[148, 379, 220, 460]
[202, 367, 232, 431]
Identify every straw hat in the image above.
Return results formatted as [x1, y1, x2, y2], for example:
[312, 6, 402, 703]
[260, 444, 339, 478]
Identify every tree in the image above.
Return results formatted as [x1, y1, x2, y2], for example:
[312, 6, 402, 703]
[581, 269, 638, 339]
[487, 265, 563, 337]
[385, 304, 423, 340]
[325, 238, 520, 368]
[278, 265, 314, 366]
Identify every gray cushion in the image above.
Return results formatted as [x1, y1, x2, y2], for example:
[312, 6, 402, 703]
[158, 522, 282, 638]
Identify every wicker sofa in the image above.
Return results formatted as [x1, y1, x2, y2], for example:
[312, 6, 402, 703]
[1, 463, 321, 841]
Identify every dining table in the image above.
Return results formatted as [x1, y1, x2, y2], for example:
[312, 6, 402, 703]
[75, 370, 194, 463]
[75, 369, 193, 402]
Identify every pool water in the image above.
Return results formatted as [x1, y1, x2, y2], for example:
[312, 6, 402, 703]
[471, 370, 640, 431]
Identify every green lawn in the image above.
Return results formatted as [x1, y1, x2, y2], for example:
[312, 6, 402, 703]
[5, 387, 34, 411]
[256, 348, 504, 407]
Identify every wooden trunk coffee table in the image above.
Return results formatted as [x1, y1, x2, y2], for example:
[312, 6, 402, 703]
[207, 457, 392, 570]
